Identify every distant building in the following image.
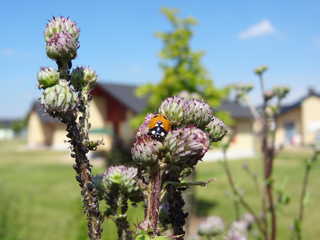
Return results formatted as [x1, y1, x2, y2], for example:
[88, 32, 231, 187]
[0, 119, 15, 140]
[276, 89, 320, 147]
[27, 82, 255, 159]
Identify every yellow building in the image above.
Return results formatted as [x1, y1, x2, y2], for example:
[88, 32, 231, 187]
[27, 83, 256, 159]
[203, 101, 255, 160]
[276, 89, 320, 147]
[27, 83, 145, 150]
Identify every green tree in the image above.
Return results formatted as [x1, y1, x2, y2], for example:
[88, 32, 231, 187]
[133, 8, 228, 127]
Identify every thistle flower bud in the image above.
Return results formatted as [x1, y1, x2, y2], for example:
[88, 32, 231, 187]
[198, 216, 225, 237]
[163, 126, 209, 166]
[102, 165, 138, 190]
[131, 135, 163, 166]
[136, 113, 156, 138]
[158, 96, 186, 126]
[177, 90, 203, 100]
[71, 66, 97, 90]
[241, 213, 254, 229]
[183, 99, 213, 128]
[254, 65, 268, 76]
[231, 83, 254, 102]
[226, 231, 247, 240]
[37, 67, 59, 89]
[263, 90, 275, 101]
[205, 117, 228, 142]
[41, 80, 77, 114]
[45, 16, 80, 42]
[226, 221, 248, 240]
[265, 105, 279, 117]
[272, 86, 290, 100]
[46, 32, 79, 61]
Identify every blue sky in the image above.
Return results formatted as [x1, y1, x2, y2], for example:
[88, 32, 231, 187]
[1, 0, 320, 118]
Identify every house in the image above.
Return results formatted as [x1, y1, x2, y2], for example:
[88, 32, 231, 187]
[0, 119, 15, 140]
[276, 89, 320, 147]
[27, 82, 255, 158]
[28, 83, 145, 150]
[203, 101, 255, 160]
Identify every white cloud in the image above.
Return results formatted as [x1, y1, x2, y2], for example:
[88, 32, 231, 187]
[239, 20, 275, 39]
[1, 48, 15, 56]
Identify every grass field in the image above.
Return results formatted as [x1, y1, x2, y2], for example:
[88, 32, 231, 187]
[0, 139, 319, 240]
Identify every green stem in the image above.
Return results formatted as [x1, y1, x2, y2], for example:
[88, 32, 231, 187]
[222, 149, 267, 237]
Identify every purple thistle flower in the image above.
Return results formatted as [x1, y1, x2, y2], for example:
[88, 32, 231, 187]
[226, 221, 248, 240]
[131, 135, 163, 166]
[158, 96, 186, 126]
[41, 80, 77, 114]
[183, 98, 213, 128]
[163, 126, 209, 165]
[198, 216, 225, 237]
[45, 16, 80, 42]
[177, 90, 203, 100]
[46, 31, 79, 61]
[136, 113, 156, 138]
[103, 165, 137, 186]
[241, 213, 255, 229]
[205, 116, 228, 142]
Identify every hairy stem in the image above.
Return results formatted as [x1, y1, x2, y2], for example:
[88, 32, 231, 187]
[64, 114, 103, 240]
[222, 150, 267, 236]
[145, 167, 162, 235]
[57, 62, 103, 240]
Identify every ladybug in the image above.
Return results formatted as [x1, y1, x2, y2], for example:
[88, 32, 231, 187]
[148, 114, 171, 141]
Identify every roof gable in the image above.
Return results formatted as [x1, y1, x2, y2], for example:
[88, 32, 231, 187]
[97, 83, 147, 113]
[280, 90, 320, 115]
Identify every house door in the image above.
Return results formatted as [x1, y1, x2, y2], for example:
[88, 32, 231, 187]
[284, 122, 295, 144]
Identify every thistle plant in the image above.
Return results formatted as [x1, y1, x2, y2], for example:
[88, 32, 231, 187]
[131, 96, 228, 240]
[38, 16, 102, 240]
[222, 66, 319, 240]
[37, 17, 228, 240]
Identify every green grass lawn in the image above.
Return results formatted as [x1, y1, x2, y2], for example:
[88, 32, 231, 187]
[0, 139, 319, 239]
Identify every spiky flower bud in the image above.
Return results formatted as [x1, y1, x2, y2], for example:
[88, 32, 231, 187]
[163, 126, 209, 166]
[241, 213, 254, 229]
[183, 99, 213, 128]
[71, 66, 98, 90]
[41, 80, 77, 113]
[158, 96, 186, 126]
[102, 165, 138, 190]
[45, 16, 80, 42]
[198, 216, 225, 237]
[231, 83, 254, 102]
[46, 32, 79, 61]
[254, 65, 268, 76]
[205, 117, 228, 142]
[136, 113, 156, 138]
[131, 135, 163, 166]
[263, 90, 275, 101]
[177, 90, 203, 100]
[272, 86, 290, 100]
[37, 67, 59, 89]
[226, 221, 248, 240]
[265, 105, 279, 118]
